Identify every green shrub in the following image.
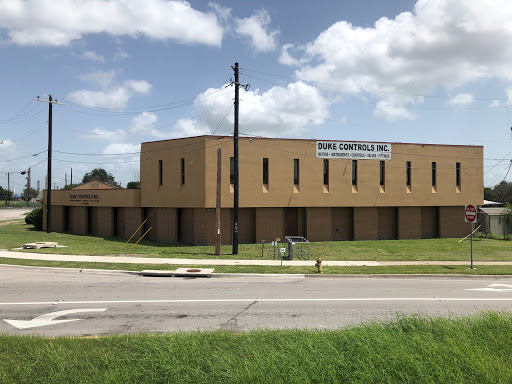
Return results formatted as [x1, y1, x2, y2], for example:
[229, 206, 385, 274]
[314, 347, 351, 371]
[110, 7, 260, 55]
[24, 209, 35, 225]
[25, 207, 43, 230]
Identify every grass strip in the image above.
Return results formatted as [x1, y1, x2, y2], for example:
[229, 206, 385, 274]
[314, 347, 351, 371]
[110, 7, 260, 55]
[2, 221, 512, 262]
[1, 312, 511, 383]
[2, 257, 512, 275]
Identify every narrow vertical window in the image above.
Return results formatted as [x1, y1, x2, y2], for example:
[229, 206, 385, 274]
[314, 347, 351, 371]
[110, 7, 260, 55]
[159, 160, 163, 185]
[406, 161, 412, 186]
[323, 159, 329, 186]
[432, 162, 437, 187]
[293, 159, 299, 185]
[380, 161, 385, 186]
[263, 158, 269, 185]
[180, 158, 185, 185]
[230, 157, 234, 184]
[352, 160, 357, 186]
[456, 162, 461, 187]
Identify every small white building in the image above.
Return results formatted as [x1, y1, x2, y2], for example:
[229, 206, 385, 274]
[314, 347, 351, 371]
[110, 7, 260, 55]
[478, 200, 509, 237]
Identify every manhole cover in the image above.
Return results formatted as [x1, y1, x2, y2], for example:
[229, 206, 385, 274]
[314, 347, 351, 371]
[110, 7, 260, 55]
[186, 269, 202, 273]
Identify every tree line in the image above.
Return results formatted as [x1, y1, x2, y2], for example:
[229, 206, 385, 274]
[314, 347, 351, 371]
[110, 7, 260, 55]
[484, 181, 512, 204]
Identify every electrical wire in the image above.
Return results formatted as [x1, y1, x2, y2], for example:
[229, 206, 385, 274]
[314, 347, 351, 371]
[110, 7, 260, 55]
[0, 104, 46, 125]
[60, 86, 229, 113]
[0, 150, 47, 163]
[0, 97, 37, 122]
[67, 99, 234, 137]
[241, 71, 509, 111]
[241, 67, 510, 102]
[62, 89, 232, 117]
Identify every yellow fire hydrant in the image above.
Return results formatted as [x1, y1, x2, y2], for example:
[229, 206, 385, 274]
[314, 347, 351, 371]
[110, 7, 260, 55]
[315, 258, 323, 274]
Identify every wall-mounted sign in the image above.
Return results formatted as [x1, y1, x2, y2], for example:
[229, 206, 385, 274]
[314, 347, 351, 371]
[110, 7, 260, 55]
[316, 141, 392, 160]
[69, 194, 100, 205]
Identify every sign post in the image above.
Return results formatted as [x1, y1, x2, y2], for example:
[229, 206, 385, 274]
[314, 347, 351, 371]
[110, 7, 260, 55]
[465, 204, 477, 269]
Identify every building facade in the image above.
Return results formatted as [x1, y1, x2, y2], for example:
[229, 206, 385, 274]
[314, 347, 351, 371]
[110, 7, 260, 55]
[43, 136, 484, 244]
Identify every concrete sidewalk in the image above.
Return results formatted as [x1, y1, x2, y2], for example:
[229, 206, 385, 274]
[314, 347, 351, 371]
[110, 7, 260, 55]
[2, 250, 512, 266]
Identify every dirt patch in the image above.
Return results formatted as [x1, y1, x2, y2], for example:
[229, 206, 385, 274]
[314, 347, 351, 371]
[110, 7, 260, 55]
[0, 220, 21, 226]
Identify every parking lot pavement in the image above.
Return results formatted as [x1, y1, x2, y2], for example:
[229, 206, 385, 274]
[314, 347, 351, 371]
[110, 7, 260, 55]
[0, 207, 34, 221]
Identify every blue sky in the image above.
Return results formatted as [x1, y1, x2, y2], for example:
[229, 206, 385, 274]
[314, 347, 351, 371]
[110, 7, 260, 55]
[1, 0, 512, 192]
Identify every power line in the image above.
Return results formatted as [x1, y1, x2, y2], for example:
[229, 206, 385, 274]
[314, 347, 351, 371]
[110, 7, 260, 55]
[241, 71, 509, 111]
[0, 97, 37, 122]
[67, 99, 234, 136]
[60, 86, 229, 112]
[0, 150, 46, 163]
[241, 67, 510, 102]
[9, 120, 48, 144]
[61, 89, 232, 117]
[0, 104, 46, 125]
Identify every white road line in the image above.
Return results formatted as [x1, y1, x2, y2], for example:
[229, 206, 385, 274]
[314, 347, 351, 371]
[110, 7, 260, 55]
[1, 297, 512, 306]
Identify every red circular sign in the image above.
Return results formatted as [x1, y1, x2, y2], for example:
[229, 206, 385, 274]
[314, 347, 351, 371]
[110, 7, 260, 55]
[465, 204, 477, 223]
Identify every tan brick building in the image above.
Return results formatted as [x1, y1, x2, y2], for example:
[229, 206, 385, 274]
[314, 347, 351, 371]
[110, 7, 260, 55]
[43, 135, 483, 244]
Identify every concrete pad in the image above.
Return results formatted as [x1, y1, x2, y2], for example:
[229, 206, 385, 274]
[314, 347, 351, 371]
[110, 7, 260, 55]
[173, 268, 215, 278]
[23, 242, 58, 249]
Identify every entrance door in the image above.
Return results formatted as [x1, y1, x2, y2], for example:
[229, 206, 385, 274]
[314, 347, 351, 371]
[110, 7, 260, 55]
[285, 208, 298, 236]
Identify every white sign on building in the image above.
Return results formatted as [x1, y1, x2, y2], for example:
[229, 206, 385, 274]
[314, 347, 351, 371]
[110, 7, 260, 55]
[316, 141, 392, 160]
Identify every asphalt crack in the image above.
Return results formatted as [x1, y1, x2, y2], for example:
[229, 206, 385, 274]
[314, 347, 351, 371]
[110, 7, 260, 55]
[220, 300, 258, 332]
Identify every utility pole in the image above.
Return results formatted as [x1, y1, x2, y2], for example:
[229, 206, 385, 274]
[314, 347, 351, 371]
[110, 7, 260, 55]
[65, 173, 67, 189]
[230, 63, 249, 255]
[6, 173, 9, 206]
[26, 167, 31, 201]
[232, 62, 240, 255]
[71, 168, 73, 185]
[38, 95, 65, 233]
[216, 148, 222, 256]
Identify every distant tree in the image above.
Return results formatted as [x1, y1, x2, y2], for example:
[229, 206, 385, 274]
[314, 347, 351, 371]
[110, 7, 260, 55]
[504, 203, 512, 237]
[82, 168, 121, 188]
[22, 187, 38, 200]
[484, 186, 494, 202]
[63, 184, 80, 190]
[126, 181, 140, 189]
[0, 186, 12, 201]
[488, 181, 512, 204]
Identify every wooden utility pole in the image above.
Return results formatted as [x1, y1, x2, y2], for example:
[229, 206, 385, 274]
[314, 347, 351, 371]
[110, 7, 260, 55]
[232, 62, 239, 255]
[215, 149, 222, 256]
[38, 95, 65, 233]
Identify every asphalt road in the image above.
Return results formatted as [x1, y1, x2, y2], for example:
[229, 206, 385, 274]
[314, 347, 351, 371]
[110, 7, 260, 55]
[1, 266, 511, 336]
[0, 208, 33, 221]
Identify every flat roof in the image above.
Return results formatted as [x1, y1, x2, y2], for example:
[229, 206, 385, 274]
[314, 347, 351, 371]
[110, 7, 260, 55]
[142, 135, 483, 148]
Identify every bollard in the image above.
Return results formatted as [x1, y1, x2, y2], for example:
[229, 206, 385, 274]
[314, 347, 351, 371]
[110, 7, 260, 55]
[315, 258, 323, 274]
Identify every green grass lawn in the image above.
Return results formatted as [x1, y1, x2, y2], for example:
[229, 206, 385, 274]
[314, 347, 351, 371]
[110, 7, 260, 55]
[2, 257, 512, 275]
[1, 220, 512, 262]
[1, 312, 511, 383]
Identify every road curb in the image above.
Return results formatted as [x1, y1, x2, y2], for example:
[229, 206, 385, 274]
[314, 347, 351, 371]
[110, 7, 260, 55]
[0, 263, 140, 277]
[2, 263, 512, 279]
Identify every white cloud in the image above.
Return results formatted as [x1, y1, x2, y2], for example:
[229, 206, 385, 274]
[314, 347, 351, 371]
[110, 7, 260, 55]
[279, 44, 301, 66]
[0, 0, 223, 47]
[124, 80, 151, 94]
[103, 143, 140, 155]
[172, 81, 329, 138]
[0, 139, 14, 148]
[235, 9, 278, 52]
[79, 70, 116, 88]
[114, 48, 129, 60]
[130, 112, 158, 133]
[81, 50, 104, 62]
[208, 2, 231, 24]
[375, 98, 416, 121]
[282, 0, 512, 120]
[68, 71, 152, 108]
[79, 127, 127, 141]
[507, 85, 512, 105]
[447, 93, 474, 106]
